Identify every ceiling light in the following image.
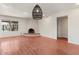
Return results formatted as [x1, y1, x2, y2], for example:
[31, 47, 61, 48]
[32, 4, 43, 20]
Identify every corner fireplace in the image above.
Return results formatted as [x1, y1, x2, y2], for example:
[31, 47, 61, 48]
[28, 28, 35, 34]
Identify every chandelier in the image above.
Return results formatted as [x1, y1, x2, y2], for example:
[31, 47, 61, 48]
[32, 4, 43, 20]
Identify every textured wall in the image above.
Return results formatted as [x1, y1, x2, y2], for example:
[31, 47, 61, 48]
[0, 15, 39, 38]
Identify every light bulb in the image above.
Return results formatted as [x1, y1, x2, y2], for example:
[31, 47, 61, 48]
[36, 9, 39, 12]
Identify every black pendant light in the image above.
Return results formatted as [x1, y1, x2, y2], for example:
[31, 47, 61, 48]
[32, 4, 43, 20]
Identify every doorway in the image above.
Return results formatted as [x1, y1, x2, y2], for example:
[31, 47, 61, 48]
[57, 16, 68, 40]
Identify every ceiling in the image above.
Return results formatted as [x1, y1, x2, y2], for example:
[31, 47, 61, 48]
[0, 3, 77, 18]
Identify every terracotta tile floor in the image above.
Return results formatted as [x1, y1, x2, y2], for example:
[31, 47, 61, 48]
[0, 36, 79, 55]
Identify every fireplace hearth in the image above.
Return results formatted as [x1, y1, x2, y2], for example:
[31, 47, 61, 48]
[22, 28, 40, 36]
[28, 28, 35, 34]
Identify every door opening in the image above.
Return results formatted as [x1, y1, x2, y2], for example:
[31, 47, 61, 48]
[57, 16, 68, 41]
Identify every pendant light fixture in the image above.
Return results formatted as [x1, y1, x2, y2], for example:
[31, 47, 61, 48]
[32, 4, 43, 20]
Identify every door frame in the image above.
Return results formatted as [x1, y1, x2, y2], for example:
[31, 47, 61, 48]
[57, 16, 68, 40]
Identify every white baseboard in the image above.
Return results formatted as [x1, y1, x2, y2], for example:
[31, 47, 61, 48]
[68, 40, 79, 45]
[40, 34, 57, 40]
[21, 33, 40, 36]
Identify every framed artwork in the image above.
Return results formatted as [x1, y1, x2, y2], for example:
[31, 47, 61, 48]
[1, 21, 18, 31]
[10, 21, 18, 31]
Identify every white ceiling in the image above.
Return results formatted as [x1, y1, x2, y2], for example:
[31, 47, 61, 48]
[0, 3, 77, 18]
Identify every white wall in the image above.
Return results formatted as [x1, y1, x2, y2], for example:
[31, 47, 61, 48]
[68, 8, 79, 45]
[38, 16, 57, 39]
[39, 8, 79, 45]
[0, 15, 39, 38]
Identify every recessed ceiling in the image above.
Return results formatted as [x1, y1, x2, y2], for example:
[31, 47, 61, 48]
[0, 3, 77, 18]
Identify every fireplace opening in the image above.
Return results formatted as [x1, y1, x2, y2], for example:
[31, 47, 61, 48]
[28, 28, 35, 34]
